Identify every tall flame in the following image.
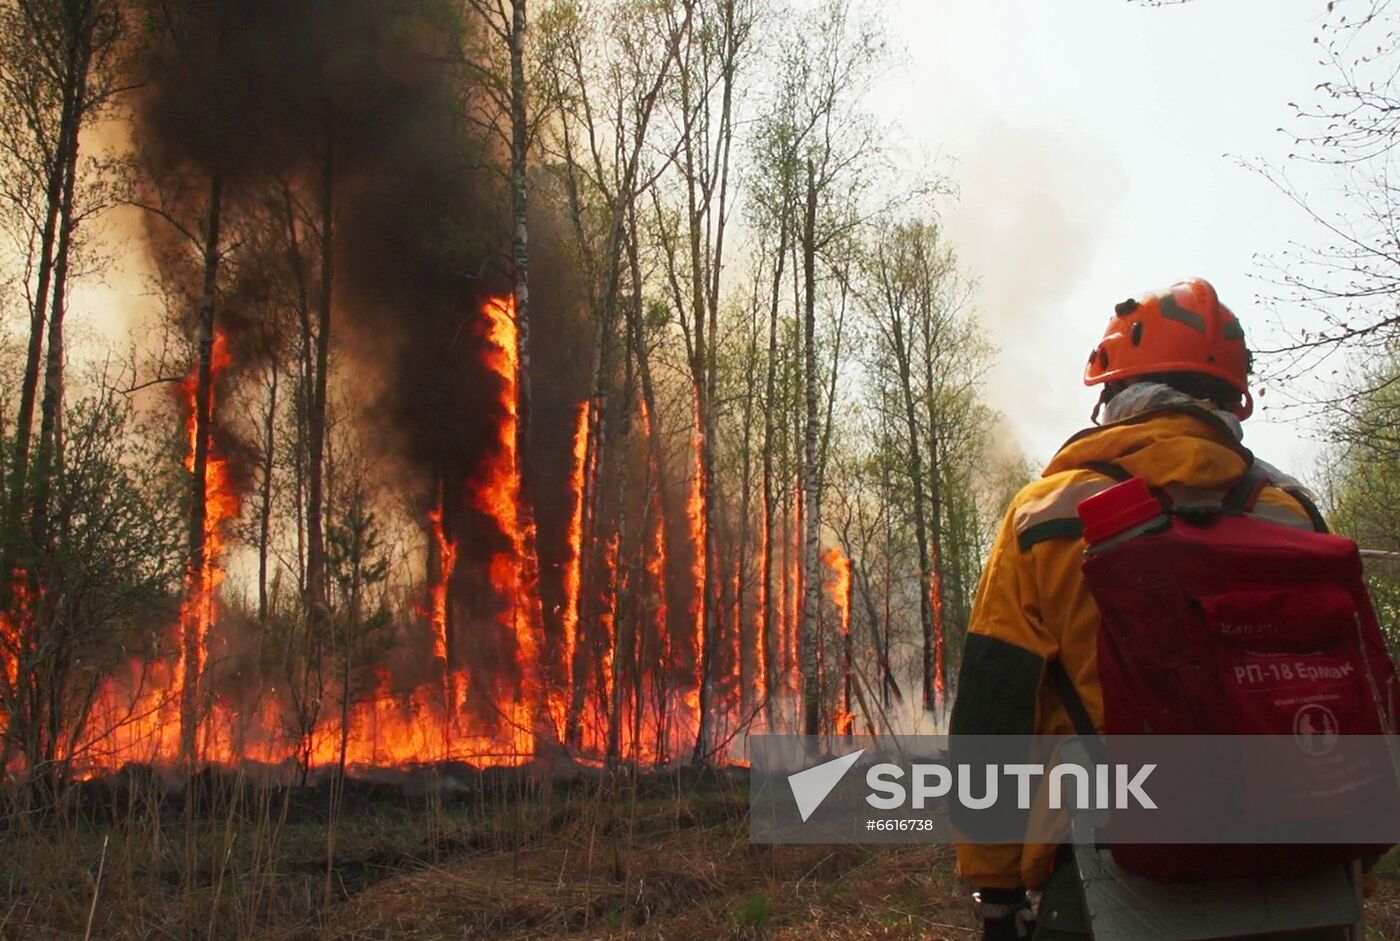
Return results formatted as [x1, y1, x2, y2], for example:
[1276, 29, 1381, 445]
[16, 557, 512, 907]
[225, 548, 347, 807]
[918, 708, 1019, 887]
[474, 295, 543, 753]
[427, 497, 460, 729]
[177, 331, 238, 755]
[685, 385, 706, 724]
[638, 397, 671, 760]
[824, 546, 853, 736]
[787, 482, 802, 697]
[558, 400, 590, 733]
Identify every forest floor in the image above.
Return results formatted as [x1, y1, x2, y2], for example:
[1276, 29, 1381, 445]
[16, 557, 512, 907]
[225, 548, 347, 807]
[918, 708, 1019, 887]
[3, 777, 1400, 939]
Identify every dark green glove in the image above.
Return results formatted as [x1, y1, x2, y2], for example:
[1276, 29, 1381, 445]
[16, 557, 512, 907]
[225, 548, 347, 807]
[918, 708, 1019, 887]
[974, 887, 1035, 941]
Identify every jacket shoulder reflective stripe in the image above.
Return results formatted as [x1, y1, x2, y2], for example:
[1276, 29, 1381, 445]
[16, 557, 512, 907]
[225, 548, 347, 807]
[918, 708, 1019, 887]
[1013, 476, 1119, 551]
[1247, 499, 1317, 532]
[1013, 478, 1118, 537]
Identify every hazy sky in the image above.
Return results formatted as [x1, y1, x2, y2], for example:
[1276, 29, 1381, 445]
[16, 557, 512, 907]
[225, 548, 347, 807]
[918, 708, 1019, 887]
[67, 0, 1345, 485]
[881, 0, 1339, 478]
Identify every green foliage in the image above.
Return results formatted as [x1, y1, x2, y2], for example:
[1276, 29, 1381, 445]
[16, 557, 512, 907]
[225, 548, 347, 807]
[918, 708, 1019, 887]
[1, 386, 185, 778]
[731, 892, 774, 929]
[1322, 351, 1400, 661]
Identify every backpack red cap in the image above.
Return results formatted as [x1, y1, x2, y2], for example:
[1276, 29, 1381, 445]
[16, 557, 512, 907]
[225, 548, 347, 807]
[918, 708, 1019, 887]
[1078, 477, 1161, 546]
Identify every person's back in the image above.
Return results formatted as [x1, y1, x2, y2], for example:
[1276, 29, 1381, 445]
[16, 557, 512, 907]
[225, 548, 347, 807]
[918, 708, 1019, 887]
[950, 279, 1344, 941]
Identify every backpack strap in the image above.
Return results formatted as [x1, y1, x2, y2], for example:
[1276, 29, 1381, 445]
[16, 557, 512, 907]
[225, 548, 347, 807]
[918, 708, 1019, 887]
[1082, 461, 1132, 483]
[1047, 657, 1106, 764]
[1283, 486, 1330, 534]
[1222, 465, 1267, 516]
[1221, 466, 1330, 533]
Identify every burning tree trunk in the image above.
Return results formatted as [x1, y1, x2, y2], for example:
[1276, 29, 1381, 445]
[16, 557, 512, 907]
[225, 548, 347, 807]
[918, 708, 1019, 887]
[624, 208, 672, 760]
[427, 482, 458, 735]
[180, 171, 224, 767]
[560, 401, 589, 736]
[825, 547, 853, 737]
[477, 295, 545, 754]
[919, 285, 949, 714]
[603, 350, 637, 763]
[687, 383, 712, 764]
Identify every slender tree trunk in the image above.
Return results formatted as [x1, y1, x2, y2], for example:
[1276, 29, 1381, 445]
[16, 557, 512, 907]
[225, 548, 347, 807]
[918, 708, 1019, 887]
[326, 542, 362, 906]
[735, 297, 758, 713]
[892, 339, 935, 714]
[30, 42, 88, 554]
[510, 0, 532, 453]
[605, 351, 635, 764]
[920, 314, 948, 714]
[841, 552, 853, 740]
[925, 427, 947, 714]
[800, 162, 821, 739]
[760, 216, 787, 731]
[573, 302, 615, 745]
[3, 51, 77, 588]
[279, 182, 312, 597]
[306, 119, 334, 635]
[180, 171, 224, 767]
[258, 363, 279, 626]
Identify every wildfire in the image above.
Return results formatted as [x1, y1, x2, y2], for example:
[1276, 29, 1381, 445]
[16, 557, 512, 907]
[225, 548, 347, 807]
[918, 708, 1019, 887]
[824, 546, 854, 736]
[787, 484, 802, 697]
[428, 501, 457, 667]
[178, 330, 239, 758]
[17, 287, 905, 780]
[475, 295, 544, 752]
[0, 578, 33, 691]
[638, 397, 671, 760]
[599, 532, 620, 721]
[427, 494, 461, 736]
[559, 400, 590, 733]
[755, 521, 769, 721]
[932, 567, 946, 712]
[685, 385, 706, 724]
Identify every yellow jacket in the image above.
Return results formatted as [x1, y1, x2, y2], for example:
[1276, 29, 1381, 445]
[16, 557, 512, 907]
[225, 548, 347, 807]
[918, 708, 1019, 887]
[950, 406, 1320, 890]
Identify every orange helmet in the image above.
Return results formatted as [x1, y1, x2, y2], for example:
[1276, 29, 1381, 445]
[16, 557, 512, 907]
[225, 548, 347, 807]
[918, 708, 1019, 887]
[1084, 278, 1252, 419]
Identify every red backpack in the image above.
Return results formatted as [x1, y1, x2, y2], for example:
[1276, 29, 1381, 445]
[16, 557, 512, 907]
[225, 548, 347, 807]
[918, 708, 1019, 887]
[1057, 464, 1400, 881]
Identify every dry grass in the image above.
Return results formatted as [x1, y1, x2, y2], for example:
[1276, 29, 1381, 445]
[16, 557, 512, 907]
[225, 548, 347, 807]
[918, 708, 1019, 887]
[314, 795, 974, 941]
[3, 774, 1400, 940]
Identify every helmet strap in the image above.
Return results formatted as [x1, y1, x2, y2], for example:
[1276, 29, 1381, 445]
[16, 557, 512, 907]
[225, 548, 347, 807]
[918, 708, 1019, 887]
[1091, 387, 1111, 425]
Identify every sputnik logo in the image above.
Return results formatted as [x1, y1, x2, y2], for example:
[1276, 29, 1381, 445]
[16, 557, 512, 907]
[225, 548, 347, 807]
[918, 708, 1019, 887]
[787, 748, 865, 822]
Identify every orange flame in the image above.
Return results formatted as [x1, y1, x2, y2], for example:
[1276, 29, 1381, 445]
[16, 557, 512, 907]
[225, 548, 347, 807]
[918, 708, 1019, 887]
[638, 397, 671, 759]
[685, 385, 706, 724]
[824, 546, 854, 736]
[475, 295, 543, 753]
[932, 566, 946, 711]
[787, 483, 802, 697]
[558, 400, 590, 732]
[178, 331, 239, 755]
[428, 502, 457, 667]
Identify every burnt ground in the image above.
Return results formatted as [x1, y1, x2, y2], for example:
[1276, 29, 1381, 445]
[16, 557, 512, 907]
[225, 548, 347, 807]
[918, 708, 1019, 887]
[2, 769, 1400, 939]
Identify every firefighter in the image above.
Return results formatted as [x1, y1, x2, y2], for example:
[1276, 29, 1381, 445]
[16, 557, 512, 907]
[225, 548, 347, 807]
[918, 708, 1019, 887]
[950, 279, 1335, 941]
